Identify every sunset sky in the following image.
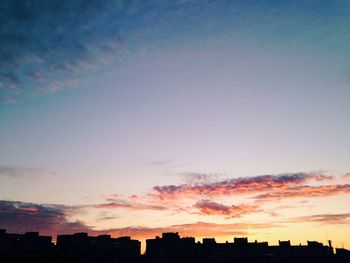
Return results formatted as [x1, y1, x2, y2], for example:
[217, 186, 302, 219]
[1, 0, 350, 251]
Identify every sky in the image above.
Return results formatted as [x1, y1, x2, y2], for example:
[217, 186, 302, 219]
[1, 0, 350, 251]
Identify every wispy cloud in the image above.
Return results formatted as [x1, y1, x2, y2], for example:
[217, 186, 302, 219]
[0, 166, 54, 179]
[1, 0, 348, 103]
[95, 199, 167, 211]
[289, 213, 350, 225]
[0, 0, 127, 103]
[343, 173, 350, 180]
[0, 0, 214, 103]
[194, 200, 260, 218]
[253, 184, 350, 201]
[153, 172, 333, 199]
[181, 172, 222, 184]
[147, 160, 173, 166]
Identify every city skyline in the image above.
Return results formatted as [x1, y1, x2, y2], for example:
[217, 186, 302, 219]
[1, 0, 350, 252]
[2, 228, 348, 262]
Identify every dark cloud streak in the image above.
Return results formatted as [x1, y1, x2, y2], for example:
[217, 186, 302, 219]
[0, 166, 54, 179]
[95, 201, 167, 211]
[0, 200, 89, 235]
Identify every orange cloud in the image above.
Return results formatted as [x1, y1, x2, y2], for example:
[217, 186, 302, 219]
[95, 172, 349, 219]
[153, 172, 333, 199]
[194, 200, 260, 217]
[253, 184, 350, 200]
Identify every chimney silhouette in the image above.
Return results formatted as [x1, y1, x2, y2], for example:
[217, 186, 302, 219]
[328, 240, 334, 254]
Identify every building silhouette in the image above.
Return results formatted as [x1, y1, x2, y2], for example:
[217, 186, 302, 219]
[0, 229, 53, 262]
[145, 232, 346, 263]
[146, 232, 197, 262]
[56, 232, 141, 262]
[0, 228, 350, 262]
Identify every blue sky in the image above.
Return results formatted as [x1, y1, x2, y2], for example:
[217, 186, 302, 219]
[1, 0, 350, 249]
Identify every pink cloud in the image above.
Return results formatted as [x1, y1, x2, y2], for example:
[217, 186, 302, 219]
[153, 172, 333, 199]
[253, 184, 350, 200]
[343, 173, 350, 180]
[95, 172, 349, 219]
[194, 200, 260, 217]
[289, 213, 350, 225]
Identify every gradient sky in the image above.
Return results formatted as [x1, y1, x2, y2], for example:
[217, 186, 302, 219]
[1, 0, 350, 251]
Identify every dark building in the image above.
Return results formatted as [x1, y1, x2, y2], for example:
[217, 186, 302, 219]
[268, 240, 333, 263]
[146, 234, 340, 263]
[335, 247, 350, 262]
[0, 229, 53, 262]
[199, 236, 270, 263]
[56, 232, 141, 262]
[1, 228, 350, 263]
[0, 229, 52, 251]
[279, 240, 291, 247]
[146, 232, 197, 262]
